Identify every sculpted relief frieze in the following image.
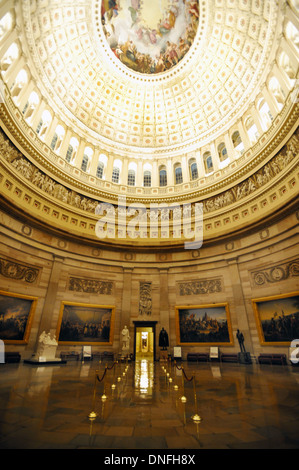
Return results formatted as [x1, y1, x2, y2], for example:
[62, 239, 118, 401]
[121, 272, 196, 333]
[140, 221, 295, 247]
[68, 276, 113, 294]
[0, 128, 298, 223]
[178, 278, 222, 295]
[0, 257, 39, 283]
[251, 258, 299, 286]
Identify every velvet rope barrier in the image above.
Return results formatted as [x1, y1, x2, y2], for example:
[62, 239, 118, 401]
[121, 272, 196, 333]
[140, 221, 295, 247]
[106, 361, 118, 370]
[96, 367, 108, 383]
[174, 361, 194, 382]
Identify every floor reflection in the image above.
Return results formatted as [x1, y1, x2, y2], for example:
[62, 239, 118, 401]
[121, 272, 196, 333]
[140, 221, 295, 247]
[134, 359, 154, 398]
[0, 361, 299, 449]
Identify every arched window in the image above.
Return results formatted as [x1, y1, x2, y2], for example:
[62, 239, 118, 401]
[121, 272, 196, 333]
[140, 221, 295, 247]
[257, 98, 272, 130]
[50, 125, 65, 153]
[11, 69, 28, 99]
[127, 169, 136, 186]
[231, 131, 244, 155]
[203, 152, 213, 173]
[112, 159, 122, 183]
[22, 91, 39, 121]
[189, 159, 198, 180]
[36, 110, 52, 139]
[245, 116, 259, 144]
[285, 20, 299, 51]
[0, 42, 19, 73]
[112, 166, 120, 183]
[96, 154, 108, 179]
[96, 162, 104, 178]
[127, 162, 137, 186]
[217, 143, 228, 162]
[81, 147, 93, 172]
[159, 167, 167, 186]
[278, 51, 296, 83]
[143, 170, 151, 187]
[174, 164, 183, 184]
[0, 12, 13, 42]
[65, 137, 79, 163]
[268, 76, 284, 110]
[81, 155, 89, 172]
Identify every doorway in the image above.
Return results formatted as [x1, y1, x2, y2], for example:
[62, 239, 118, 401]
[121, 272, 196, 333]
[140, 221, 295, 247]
[133, 321, 157, 361]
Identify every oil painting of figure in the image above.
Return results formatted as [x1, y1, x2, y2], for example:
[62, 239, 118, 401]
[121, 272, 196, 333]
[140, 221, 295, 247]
[177, 305, 232, 344]
[57, 303, 114, 344]
[0, 293, 34, 342]
[254, 295, 299, 344]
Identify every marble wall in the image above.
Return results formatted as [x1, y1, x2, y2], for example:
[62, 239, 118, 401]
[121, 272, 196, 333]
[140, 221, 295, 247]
[0, 204, 298, 362]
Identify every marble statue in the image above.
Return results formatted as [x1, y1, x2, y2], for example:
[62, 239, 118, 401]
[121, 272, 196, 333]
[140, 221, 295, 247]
[121, 325, 130, 351]
[35, 331, 59, 361]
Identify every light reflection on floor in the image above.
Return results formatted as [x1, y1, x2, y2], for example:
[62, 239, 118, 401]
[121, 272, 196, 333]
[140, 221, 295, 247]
[134, 359, 154, 396]
[0, 359, 299, 449]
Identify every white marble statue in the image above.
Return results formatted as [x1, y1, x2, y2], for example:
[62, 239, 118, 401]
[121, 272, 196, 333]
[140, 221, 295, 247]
[121, 325, 130, 351]
[36, 331, 59, 361]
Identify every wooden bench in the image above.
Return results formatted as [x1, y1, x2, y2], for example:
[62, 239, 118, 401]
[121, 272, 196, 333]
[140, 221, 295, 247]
[221, 353, 238, 363]
[60, 351, 80, 361]
[258, 353, 287, 365]
[4, 352, 21, 363]
[187, 353, 209, 362]
[92, 351, 114, 362]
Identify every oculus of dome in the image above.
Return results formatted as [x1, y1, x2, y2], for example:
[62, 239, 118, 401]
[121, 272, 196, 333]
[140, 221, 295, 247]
[100, 0, 199, 74]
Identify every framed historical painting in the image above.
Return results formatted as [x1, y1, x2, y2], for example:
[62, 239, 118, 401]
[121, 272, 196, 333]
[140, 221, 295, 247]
[0, 290, 37, 344]
[56, 302, 115, 345]
[175, 303, 234, 346]
[252, 292, 299, 346]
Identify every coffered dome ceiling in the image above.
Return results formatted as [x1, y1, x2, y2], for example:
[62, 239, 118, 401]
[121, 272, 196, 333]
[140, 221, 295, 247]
[20, 0, 283, 151]
[0, 0, 298, 249]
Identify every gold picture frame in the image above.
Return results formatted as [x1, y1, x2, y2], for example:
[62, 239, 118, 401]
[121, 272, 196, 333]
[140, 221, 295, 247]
[175, 303, 234, 346]
[56, 301, 115, 346]
[252, 291, 299, 346]
[0, 290, 37, 344]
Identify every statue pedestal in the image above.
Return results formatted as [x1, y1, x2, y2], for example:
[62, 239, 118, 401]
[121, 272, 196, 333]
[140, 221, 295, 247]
[238, 352, 252, 364]
[120, 347, 129, 361]
[160, 350, 168, 361]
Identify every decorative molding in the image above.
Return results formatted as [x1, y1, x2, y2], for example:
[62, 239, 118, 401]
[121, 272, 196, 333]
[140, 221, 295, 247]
[68, 276, 113, 294]
[0, 257, 39, 283]
[178, 278, 222, 295]
[139, 282, 152, 316]
[251, 258, 299, 286]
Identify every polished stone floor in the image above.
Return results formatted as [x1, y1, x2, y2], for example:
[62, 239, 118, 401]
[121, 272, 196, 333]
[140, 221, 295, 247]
[0, 358, 299, 450]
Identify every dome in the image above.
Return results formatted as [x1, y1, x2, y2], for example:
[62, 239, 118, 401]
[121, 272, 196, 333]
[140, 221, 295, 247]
[0, 0, 298, 248]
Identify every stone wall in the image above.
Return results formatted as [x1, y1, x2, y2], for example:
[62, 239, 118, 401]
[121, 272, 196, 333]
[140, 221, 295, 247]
[0, 203, 298, 362]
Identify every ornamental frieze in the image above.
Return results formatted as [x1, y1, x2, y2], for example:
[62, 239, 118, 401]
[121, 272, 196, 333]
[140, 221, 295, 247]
[0, 257, 39, 283]
[0, 128, 298, 219]
[68, 277, 113, 294]
[251, 259, 299, 286]
[179, 278, 222, 295]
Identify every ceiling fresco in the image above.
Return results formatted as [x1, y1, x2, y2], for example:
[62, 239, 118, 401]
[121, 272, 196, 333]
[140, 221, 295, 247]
[101, 0, 199, 74]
